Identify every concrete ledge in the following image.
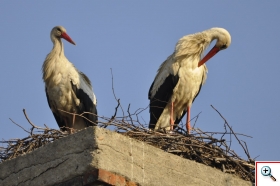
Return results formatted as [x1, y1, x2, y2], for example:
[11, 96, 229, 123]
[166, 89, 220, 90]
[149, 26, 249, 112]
[0, 127, 253, 186]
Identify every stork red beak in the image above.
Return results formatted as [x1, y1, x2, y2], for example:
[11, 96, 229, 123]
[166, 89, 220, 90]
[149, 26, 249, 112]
[61, 32, 76, 45]
[198, 46, 220, 67]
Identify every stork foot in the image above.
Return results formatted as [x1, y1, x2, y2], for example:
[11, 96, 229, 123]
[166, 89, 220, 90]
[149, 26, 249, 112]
[69, 128, 76, 134]
[168, 130, 175, 134]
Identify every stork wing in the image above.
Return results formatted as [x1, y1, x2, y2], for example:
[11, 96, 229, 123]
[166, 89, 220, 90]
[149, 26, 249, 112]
[70, 72, 98, 126]
[45, 87, 67, 130]
[148, 54, 179, 129]
[149, 74, 179, 129]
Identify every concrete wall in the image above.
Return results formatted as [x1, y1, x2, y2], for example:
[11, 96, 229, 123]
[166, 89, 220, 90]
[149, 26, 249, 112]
[0, 127, 253, 186]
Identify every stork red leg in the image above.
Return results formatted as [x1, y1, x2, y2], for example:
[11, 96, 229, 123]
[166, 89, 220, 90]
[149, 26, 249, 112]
[72, 114, 76, 126]
[71, 114, 76, 134]
[186, 107, 191, 134]
[170, 102, 174, 131]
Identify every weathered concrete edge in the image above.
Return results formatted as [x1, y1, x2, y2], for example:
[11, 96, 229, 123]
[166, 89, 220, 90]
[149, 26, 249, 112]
[0, 127, 98, 186]
[93, 127, 253, 186]
[0, 127, 254, 186]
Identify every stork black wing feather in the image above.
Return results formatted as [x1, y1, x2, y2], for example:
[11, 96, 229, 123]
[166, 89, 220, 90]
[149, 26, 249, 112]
[148, 74, 179, 129]
[71, 81, 98, 126]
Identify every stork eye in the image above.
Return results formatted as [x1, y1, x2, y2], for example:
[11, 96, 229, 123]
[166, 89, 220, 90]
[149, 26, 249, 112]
[57, 28, 62, 32]
[220, 44, 227, 49]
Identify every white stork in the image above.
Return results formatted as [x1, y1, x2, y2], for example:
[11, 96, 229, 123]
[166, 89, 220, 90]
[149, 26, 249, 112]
[42, 26, 97, 131]
[149, 27, 231, 134]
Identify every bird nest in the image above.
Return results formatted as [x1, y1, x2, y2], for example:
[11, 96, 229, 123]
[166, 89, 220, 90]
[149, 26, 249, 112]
[0, 104, 255, 183]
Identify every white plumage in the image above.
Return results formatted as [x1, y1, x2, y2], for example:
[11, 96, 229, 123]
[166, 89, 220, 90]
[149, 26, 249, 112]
[42, 26, 97, 131]
[149, 28, 231, 134]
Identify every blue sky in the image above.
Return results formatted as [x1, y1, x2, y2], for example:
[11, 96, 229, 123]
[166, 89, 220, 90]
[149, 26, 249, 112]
[0, 1, 279, 161]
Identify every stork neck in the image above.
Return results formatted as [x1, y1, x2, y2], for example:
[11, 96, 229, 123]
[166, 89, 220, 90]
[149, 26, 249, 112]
[207, 30, 220, 42]
[50, 38, 65, 58]
[42, 38, 66, 83]
[206, 28, 230, 46]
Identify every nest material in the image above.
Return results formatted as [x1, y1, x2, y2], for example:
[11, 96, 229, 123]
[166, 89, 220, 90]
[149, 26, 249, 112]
[0, 106, 255, 183]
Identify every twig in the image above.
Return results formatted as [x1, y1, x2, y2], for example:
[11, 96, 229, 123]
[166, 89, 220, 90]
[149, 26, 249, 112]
[211, 105, 251, 160]
[23, 109, 45, 135]
[192, 111, 202, 129]
[110, 68, 124, 117]
[127, 104, 133, 125]
[104, 99, 121, 128]
[9, 118, 30, 134]
[241, 140, 251, 160]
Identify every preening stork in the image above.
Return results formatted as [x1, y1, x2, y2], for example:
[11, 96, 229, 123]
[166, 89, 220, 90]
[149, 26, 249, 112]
[149, 27, 231, 134]
[42, 26, 97, 131]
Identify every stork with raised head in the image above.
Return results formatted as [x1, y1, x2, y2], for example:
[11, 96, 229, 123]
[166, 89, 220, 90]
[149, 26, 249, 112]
[149, 27, 231, 134]
[42, 26, 97, 131]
